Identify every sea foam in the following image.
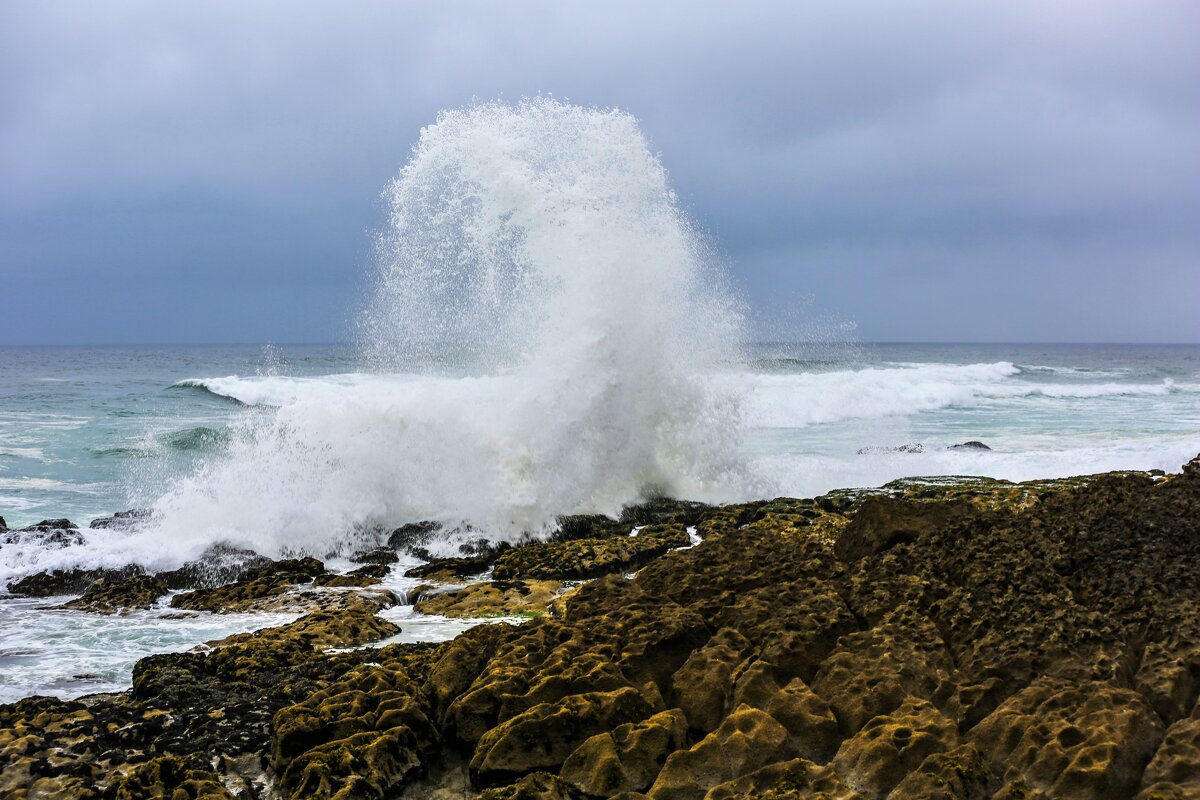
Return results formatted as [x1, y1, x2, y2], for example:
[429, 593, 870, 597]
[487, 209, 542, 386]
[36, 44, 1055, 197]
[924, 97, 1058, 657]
[139, 99, 749, 560]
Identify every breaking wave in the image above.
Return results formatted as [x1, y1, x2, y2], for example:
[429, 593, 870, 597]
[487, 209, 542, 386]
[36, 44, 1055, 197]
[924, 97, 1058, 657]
[140, 99, 749, 559]
[741, 361, 1196, 428]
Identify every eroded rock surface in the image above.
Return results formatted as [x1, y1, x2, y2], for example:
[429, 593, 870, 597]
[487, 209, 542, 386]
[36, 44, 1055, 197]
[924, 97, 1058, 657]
[1, 458, 1198, 799]
[414, 580, 563, 619]
[61, 574, 168, 613]
[169, 556, 326, 612]
[492, 523, 690, 580]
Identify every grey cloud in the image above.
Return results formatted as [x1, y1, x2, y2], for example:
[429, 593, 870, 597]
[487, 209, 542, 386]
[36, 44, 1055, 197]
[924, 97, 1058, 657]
[1, 0, 1197, 344]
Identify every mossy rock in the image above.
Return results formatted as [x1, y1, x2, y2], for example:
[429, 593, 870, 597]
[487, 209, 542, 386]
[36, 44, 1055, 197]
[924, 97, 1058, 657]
[492, 524, 689, 581]
[169, 556, 325, 612]
[3, 457, 1199, 799]
[414, 579, 562, 618]
[112, 754, 233, 799]
[479, 771, 580, 800]
[404, 555, 497, 581]
[313, 563, 391, 587]
[62, 574, 168, 613]
[7, 564, 145, 597]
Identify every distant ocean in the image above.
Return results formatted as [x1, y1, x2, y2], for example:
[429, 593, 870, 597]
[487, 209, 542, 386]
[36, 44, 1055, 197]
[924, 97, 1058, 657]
[1, 342, 1196, 552]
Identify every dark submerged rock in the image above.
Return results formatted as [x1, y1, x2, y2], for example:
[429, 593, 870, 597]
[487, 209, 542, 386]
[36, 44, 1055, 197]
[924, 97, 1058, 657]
[156, 543, 273, 590]
[857, 443, 925, 455]
[348, 545, 401, 565]
[948, 440, 991, 450]
[89, 508, 152, 530]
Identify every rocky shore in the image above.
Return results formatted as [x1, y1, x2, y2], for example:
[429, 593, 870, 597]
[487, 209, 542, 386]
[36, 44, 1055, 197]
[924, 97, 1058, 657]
[2, 457, 1199, 799]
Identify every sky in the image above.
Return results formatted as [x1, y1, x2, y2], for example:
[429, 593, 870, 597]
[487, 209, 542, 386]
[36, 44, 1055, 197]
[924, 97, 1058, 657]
[1, 0, 1197, 345]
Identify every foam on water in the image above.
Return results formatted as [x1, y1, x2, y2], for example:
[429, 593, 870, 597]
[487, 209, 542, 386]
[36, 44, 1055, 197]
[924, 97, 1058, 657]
[134, 99, 748, 562]
[0, 596, 299, 704]
[737, 362, 1198, 428]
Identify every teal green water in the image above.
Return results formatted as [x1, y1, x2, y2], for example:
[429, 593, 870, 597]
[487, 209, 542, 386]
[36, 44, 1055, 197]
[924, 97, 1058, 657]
[1, 342, 1197, 531]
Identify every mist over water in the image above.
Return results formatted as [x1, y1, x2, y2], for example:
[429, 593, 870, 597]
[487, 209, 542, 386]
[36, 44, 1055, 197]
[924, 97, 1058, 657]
[143, 100, 749, 561]
[1, 104, 1198, 587]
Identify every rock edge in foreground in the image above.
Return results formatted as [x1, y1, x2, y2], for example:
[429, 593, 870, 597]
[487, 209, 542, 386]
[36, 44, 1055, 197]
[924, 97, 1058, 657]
[2, 457, 1199, 799]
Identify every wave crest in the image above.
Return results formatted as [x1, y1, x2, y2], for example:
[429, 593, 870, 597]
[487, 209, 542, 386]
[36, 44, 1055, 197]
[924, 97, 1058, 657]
[146, 99, 750, 558]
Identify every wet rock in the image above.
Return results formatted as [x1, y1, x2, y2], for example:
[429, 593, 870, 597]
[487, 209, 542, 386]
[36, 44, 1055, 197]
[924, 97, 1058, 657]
[414, 580, 562, 618]
[646, 705, 797, 800]
[313, 563, 391, 587]
[704, 758, 864, 799]
[834, 495, 976, 562]
[20, 517, 77, 531]
[272, 651, 439, 799]
[0, 591, 412, 798]
[887, 743, 993, 799]
[169, 556, 325, 612]
[470, 687, 656, 787]
[349, 546, 400, 565]
[811, 610, 954, 735]
[387, 520, 441, 552]
[831, 697, 958, 798]
[552, 514, 628, 541]
[111, 754, 233, 799]
[1134, 626, 1200, 725]
[492, 524, 690, 581]
[428, 623, 524, 720]
[949, 440, 991, 450]
[560, 709, 688, 795]
[2, 456, 1198, 799]
[6, 564, 145, 597]
[62, 574, 168, 613]
[1137, 714, 1200, 799]
[1, 526, 84, 549]
[130, 593, 405, 753]
[618, 498, 709, 527]
[730, 662, 840, 763]
[156, 543, 273, 590]
[405, 555, 496, 581]
[480, 771, 579, 800]
[969, 678, 1164, 799]
[668, 628, 753, 734]
[89, 508, 152, 530]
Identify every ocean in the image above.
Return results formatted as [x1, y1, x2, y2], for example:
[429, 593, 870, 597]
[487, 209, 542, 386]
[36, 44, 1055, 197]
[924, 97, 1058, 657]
[2, 101, 1198, 703]
[2, 341, 1197, 551]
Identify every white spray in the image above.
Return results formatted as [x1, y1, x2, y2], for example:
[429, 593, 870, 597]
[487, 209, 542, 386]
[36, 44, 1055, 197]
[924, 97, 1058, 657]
[136, 99, 749, 560]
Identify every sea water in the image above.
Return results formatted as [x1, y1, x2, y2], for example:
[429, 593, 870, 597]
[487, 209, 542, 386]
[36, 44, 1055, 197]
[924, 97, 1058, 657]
[2, 100, 1198, 701]
[2, 341, 1196, 567]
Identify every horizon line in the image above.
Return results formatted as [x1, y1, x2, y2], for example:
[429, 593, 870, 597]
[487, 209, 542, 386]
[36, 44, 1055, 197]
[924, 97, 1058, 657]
[1, 340, 1197, 348]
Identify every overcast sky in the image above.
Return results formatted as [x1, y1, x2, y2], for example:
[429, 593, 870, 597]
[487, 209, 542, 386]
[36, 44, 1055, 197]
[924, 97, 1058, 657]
[2, 1, 1197, 344]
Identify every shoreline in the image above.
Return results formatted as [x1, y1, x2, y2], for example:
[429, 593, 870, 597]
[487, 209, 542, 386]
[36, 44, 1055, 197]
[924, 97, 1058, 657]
[2, 457, 1199, 798]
